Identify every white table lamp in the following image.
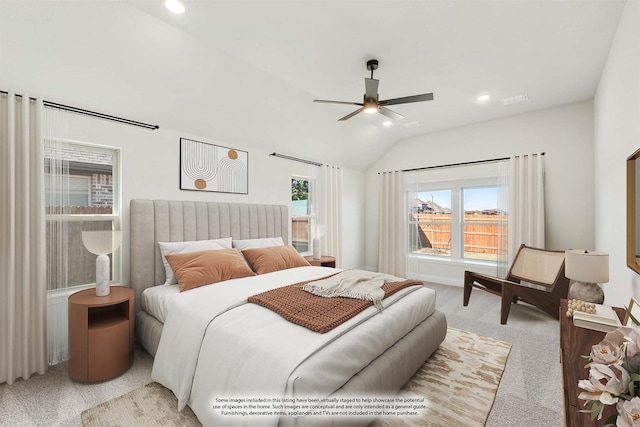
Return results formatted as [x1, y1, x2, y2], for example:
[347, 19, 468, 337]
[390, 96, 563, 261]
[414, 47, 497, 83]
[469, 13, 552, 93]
[565, 249, 609, 304]
[82, 230, 122, 296]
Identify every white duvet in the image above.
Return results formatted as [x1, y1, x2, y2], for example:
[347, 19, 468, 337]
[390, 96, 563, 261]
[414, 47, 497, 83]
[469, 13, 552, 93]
[151, 266, 436, 427]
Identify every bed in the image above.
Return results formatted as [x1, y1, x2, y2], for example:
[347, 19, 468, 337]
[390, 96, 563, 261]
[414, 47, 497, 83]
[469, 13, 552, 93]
[130, 199, 447, 427]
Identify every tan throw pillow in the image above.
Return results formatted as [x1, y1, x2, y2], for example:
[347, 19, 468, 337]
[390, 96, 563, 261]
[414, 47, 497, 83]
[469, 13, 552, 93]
[158, 237, 233, 285]
[242, 245, 311, 275]
[164, 248, 255, 292]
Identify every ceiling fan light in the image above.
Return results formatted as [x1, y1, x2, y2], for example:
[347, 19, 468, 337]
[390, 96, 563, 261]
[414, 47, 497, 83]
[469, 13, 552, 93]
[363, 100, 378, 114]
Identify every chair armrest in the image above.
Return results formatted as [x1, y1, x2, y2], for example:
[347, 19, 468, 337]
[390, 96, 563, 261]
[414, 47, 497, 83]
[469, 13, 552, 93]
[465, 271, 518, 287]
[465, 271, 551, 292]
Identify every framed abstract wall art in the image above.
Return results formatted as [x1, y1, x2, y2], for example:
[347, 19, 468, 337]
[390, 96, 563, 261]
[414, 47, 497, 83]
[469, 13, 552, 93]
[180, 138, 248, 194]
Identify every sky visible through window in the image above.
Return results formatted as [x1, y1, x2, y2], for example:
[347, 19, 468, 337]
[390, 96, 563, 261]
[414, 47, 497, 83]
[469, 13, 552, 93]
[418, 187, 499, 211]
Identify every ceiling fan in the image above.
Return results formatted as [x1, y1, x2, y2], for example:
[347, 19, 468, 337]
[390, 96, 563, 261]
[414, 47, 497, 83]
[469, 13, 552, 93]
[313, 59, 434, 121]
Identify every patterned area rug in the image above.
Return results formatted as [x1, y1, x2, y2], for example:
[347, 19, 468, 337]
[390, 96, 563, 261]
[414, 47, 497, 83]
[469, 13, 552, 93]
[81, 327, 510, 427]
[81, 382, 200, 427]
[371, 327, 512, 427]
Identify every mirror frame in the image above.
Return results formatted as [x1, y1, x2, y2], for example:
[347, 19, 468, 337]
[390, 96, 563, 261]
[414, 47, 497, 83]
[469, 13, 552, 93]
[628, 148, 640, 274]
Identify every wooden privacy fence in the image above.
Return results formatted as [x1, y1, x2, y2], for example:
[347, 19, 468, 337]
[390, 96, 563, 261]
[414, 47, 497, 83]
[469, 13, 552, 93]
[292, 217, 310, 244]
[411, 213, 507, 255]
[45, 207, 114, 290]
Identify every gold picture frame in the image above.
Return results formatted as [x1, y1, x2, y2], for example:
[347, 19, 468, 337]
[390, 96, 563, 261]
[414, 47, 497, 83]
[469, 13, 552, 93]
[624, 298, 640, 326]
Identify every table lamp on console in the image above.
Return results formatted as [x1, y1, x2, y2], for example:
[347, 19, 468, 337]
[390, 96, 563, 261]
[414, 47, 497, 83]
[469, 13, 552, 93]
[82, 230, 122, 296]
[565, 249, 609, 304]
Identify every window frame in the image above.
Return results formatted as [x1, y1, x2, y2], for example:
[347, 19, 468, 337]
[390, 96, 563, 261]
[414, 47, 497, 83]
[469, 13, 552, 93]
[408, 177, 500, 265]
[409, 188, 453, 258]
[291, 175, 313, 255]
[45, 138, 122, 291]
[461, 185, 504, 262]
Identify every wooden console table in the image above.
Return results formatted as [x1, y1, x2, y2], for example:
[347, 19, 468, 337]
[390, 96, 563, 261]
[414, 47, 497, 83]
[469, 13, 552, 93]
[560, 299, 625, 426]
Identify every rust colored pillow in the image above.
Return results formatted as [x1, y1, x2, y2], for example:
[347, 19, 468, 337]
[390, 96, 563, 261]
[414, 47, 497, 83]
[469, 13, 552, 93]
[164, 248, 255, 292]
[242, 245, 312, 275]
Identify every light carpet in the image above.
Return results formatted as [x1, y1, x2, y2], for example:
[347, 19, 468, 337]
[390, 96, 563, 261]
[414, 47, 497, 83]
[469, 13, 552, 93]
[372, 327, 511, 427]
[81, 327, 511, 427]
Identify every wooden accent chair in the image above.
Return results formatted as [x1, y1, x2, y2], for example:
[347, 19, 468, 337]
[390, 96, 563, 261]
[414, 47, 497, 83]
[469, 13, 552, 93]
[463, 244, 569, 324]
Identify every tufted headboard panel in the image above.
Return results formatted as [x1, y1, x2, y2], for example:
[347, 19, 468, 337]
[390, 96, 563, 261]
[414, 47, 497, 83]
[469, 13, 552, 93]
[129, 199, 288, 313]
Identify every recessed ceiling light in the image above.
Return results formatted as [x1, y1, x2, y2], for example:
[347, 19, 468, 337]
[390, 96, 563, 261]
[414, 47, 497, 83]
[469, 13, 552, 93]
[502, 94, 529, 105]
[382, 121, 392, 127]
[165, 0, 186, 14]
[403, 120, 423, 129]
[477, 94, 491, 102]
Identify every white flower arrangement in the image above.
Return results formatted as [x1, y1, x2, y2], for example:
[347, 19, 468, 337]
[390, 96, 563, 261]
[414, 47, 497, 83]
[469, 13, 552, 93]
[578, 323, 640, 426]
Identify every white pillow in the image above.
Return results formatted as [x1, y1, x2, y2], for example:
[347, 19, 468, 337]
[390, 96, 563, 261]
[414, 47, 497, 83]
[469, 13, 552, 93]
[232, 237, 285, 251]
[158, 237, 232, 285]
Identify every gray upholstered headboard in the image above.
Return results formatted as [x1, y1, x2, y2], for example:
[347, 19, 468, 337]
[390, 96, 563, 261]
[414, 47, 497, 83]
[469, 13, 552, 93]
[129, 199, 289, 313]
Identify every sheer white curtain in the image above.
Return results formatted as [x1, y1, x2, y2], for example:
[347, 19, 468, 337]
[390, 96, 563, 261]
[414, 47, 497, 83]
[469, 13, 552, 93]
[496, 159, 510, 278]
[378, 171, 406, 277]
[405, 171, 421, 280]
[508, 153, 545, 262]
[44, 107, 71, 365]
[0, 91, 48, 384]
[314, 165, 343, 266]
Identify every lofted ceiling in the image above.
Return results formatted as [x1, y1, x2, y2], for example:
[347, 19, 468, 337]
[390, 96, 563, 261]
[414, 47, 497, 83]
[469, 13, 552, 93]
[0, 0, 626, 170]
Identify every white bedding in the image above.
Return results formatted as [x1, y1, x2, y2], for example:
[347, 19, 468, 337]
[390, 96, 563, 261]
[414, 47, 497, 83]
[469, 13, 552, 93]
[141, 283, 180, 323]
[151, 266, 436, 427]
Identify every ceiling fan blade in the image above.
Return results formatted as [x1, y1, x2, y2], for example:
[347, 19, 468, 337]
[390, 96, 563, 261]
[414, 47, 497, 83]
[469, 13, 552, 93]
[314, 99, 362, 106]
[378, 106, 404, 121]
[365, 78, 379, 100]
[338, 108, 364, 121]
[379, 93, 434, 106]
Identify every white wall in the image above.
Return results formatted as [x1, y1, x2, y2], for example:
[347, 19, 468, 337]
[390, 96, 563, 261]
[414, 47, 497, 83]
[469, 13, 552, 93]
[57, 113, 365, 285]
[365, 101, 595, 285]
[594, 0, 640, 308]
[341, 168, 366, 269]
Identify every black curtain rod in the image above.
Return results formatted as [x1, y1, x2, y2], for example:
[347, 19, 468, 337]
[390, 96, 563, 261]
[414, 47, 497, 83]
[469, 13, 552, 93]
[1, 90, 159, 130]
[379, 152, 545, 174]
[269, 152, 322, 167]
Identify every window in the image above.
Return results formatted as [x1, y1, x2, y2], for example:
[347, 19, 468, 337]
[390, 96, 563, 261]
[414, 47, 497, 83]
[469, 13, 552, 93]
[45, 174, 90, 206]
[409, 189, 452, 257]
[291, 176, 311, 253]
[409, 179, 505, 263]
[45, 140, 120, 290]
[462, 186, 506, 262]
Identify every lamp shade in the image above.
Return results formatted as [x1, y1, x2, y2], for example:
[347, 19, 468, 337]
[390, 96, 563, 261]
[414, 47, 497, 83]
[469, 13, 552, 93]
[82, 230, 122, 255]
[565, 249, 609, 283]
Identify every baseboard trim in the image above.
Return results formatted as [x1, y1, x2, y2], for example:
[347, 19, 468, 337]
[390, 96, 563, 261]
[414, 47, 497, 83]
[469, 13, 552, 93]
[412, 274, 463, 287]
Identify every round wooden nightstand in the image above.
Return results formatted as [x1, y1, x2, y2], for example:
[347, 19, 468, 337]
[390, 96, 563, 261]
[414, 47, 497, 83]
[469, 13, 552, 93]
[68, 286, 134, 382]
[304, 255, 336, 268]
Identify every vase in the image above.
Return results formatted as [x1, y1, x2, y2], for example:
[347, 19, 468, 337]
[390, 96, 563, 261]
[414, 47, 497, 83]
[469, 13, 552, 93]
[312, 236, 321, 260]
[95, 254, 111, 296]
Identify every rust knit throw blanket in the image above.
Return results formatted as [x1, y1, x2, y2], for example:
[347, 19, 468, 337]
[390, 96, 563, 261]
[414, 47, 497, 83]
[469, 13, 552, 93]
[247, 274, 422, 333]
